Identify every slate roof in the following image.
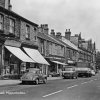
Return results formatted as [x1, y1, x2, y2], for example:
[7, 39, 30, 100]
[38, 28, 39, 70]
[0, 6, 38, 27]
[37, 32, 79, 51]
[62, 37, 78, 51]
[37, 32, 65, 46]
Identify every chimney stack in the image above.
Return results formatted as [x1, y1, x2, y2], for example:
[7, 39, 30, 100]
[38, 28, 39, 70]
[56, 32, 62, 39]
[75, 34, 79, 37]
[50, 29, 55, 37]
[43, 24, 49, 35]
[8, 3, 12, 10]
[65, 29, 71, 40]
[0, 0, 12, 10]
[5, 0, 12, 10]
[38, 24, 49, 35]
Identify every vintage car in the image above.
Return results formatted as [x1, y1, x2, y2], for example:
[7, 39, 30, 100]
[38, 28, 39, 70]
[62, 66, 78, 79]
[20, 68, 47, 85]
[91, 70, 96, 76]
[76, 67, 92, 77]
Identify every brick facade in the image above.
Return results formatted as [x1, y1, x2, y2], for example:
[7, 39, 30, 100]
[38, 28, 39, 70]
[0, 0, 5, 8]
[0, 6, 39, 76]
[20, 21, 37, 43]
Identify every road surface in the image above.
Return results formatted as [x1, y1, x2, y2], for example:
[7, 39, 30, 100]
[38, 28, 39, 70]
[0, 74, 100, 100]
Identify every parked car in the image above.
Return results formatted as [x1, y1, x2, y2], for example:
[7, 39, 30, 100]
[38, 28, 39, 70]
[20, 68, 47, 85]
[49, 72, 60, 77]
[76, 67, 92, 77]
[91, 70, 95, 76]
[62, 66, 78, 79]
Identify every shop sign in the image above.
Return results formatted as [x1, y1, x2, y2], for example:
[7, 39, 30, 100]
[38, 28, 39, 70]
[4, 40, 21, 47]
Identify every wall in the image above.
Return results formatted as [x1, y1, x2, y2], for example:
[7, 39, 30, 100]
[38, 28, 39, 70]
[0, 0, 5, 8]
[20, 21, 37, 42]
[48, 42, 64, 57]
[0, 12, 20, 38]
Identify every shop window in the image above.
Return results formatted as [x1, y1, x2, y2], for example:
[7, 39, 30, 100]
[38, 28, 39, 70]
[9, 18, 15, 34]
[26, 25, 30, 40]
[0, 14, 4, 31]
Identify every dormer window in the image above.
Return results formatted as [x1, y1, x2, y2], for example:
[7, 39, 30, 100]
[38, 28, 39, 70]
[26, 25, 30, 40]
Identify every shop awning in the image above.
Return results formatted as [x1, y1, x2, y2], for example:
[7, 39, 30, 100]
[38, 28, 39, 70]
[5, 46, 35, 63]
[52, 61, 67, 65]
[23, 47, 49, 65]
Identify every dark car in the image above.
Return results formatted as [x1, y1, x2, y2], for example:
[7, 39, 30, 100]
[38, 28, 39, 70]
[20, 68, 47, 85]
[62, 66, 78, 79]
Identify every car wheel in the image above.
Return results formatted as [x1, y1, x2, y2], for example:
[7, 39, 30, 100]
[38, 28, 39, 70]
[35, 79, 39, 85]
[71, 76, 74, 79]
[63, 76, 66, 79]
[22, 81, 25, 84]
[76, 76, 78, 79]
[43, 78, 47, 84]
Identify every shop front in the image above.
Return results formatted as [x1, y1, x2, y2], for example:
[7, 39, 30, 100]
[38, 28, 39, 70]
[2, 40, 35, 79]
[0, 39, 49, 79]
[46, 57, 66, 77]
[22, 47, 49, 75]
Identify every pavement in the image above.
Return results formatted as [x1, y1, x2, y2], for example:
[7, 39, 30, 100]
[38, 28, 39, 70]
[0, 76, 62, 86]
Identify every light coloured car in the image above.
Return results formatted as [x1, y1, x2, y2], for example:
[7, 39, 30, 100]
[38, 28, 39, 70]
[21, 68, 47, 85]
[91, 70, 95, 76]
[62, 66, 78, 79]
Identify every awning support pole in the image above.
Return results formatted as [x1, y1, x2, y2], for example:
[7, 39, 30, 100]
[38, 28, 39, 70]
[57, 64, 58, 74]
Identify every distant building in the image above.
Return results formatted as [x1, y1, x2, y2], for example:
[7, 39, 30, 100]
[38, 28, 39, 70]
[70, 33, 96, 69]
[56, 29, 79, 64]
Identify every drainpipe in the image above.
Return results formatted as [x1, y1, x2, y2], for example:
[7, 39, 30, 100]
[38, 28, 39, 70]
[1, 45, 4, 76]
[57, 64, 58, 74]
[46, 65, 48, 75]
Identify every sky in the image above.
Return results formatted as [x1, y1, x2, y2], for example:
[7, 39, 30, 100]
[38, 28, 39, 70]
[11, 0, 100, 51]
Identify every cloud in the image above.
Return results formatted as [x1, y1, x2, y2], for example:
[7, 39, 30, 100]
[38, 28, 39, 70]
[11, 0, 100, 50]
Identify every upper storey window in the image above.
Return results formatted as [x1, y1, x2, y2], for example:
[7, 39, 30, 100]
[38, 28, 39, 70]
[0, 14, 4, 30]
[26, 25, 30, 40]
[9, 18, 15, 34]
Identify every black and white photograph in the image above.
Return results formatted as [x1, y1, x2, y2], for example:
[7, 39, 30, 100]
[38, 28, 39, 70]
[0, 0, 100, 100]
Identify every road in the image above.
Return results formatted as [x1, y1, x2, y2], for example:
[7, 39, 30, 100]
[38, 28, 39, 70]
[0, 74, 100, 100]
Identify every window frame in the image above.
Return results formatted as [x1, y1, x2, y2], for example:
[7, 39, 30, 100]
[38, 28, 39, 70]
[25, 24, 30, 40]
[0, 14, 4, 31]
[40, 39, 44, 54]
[9, 18, 15, 34]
